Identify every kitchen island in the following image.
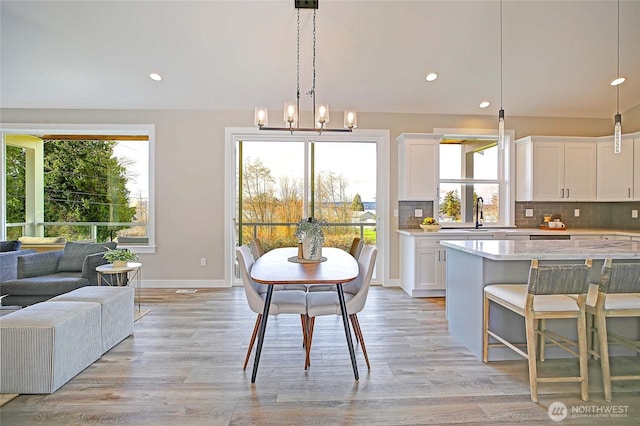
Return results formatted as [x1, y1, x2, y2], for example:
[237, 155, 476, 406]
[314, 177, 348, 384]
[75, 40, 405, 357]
[440, 239, 640, 360]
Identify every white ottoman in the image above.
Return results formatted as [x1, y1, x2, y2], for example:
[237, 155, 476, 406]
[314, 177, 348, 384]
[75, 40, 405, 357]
[50, 286, 134, 353]
[0, 301, 102, 394]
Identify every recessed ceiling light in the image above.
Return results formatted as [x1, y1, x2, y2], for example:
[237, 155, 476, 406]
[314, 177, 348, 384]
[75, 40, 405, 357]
[425, 73, 438, 82]
[149, 73, 162, 81]
[479, 101, 491, 108]
[610, 77, 625, 86]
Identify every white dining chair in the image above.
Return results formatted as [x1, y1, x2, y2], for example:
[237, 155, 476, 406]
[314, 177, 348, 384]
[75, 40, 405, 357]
[305, 244, 377, 370]
[236, 246, 308, 370]
[307, 237, 364, 293]
[586, 259, 640, 402]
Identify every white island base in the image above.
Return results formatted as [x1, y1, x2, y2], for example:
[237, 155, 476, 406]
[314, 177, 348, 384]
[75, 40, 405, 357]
[442, 239, 640, 361]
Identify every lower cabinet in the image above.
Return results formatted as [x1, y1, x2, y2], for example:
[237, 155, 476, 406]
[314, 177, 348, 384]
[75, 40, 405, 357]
[399, 234, 466, 297]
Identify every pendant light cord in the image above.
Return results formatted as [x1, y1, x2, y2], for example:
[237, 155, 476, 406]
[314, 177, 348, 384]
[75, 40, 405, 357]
[616, 0, 620, 114]
[500, 0, 503, 110]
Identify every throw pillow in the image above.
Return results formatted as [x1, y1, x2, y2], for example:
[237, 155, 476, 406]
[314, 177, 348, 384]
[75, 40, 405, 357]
[0, 240, 21, 252]
[57, 241, 117, 272]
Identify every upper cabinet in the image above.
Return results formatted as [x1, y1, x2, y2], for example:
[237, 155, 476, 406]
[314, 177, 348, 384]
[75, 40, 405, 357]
[516, 136, 597, 201]
[397, 133, 441, 201]
[596, 135, 635, 201]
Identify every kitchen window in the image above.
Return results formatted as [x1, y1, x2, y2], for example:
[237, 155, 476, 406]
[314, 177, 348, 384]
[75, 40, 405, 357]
[436, 129, 513, 227]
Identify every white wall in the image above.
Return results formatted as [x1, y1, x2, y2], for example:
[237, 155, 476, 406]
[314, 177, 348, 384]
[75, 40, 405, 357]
[1, 108, 613, 286]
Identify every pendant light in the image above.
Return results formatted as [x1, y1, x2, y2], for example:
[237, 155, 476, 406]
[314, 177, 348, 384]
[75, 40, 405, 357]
[497, 0, 505, 150]
[612, 0, 623, 154]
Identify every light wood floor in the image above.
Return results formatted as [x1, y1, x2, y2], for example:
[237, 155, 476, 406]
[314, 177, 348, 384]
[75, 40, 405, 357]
[1, 287, 639, 425]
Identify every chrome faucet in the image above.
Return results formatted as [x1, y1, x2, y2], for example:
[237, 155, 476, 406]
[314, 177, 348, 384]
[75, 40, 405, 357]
[475, 197, 484, 229]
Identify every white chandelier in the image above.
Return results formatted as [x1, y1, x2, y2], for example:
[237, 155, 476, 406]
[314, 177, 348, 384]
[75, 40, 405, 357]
[254, 0, 356, 135]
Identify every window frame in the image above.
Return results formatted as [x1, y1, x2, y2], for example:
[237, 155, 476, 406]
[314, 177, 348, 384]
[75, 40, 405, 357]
[434, 128, 516, 228]
[225, 127, 390, 287]
[1, 123, 156, 253]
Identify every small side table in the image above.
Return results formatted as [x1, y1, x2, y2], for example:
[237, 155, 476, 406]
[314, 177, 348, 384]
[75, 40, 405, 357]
[96, 262, 142, 311]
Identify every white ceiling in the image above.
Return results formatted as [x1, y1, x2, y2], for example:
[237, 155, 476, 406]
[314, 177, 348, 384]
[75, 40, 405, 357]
[1, 0, 639, 120]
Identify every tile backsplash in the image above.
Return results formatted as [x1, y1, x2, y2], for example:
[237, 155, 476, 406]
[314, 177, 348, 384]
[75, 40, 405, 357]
[398, 201, 435, 229]
[515, 201, 640, 231]
[399, 200, 640, 231]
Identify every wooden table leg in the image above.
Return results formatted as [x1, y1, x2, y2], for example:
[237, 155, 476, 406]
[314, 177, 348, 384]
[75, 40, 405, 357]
[337, 283, 359, 380]
[251, 285, 274, 383]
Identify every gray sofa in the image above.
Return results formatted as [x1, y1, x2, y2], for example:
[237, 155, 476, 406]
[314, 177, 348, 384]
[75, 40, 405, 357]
[0, 240, 37, 284]
[0, 241, 116, 307]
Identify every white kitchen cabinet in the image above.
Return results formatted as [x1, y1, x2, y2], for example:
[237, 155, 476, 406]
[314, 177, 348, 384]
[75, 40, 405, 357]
[399, 233, 465, 297]
[597, 135, 634, 201]
[516, 136, 597, 201]
[397, 133, 441, 200]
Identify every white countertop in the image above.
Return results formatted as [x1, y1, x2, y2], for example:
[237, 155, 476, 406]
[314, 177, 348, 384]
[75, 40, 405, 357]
[397, 227, 640, 238]
[439, 239, 640, 261]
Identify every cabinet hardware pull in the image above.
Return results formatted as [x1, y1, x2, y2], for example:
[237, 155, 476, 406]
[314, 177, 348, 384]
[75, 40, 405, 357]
[567, 188, 570, 198]
[437, 251, 440, 261]
[629, 188, 632, 198]
[561, 188, 564, 198]
[443, 250, 446, 261]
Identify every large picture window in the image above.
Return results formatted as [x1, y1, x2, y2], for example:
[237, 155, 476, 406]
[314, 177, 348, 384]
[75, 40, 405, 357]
[2, 125, 154, 250]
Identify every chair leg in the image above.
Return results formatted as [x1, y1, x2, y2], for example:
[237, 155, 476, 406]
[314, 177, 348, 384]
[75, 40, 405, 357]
[305, 316, 316, 370]
[525, 315, 539, 402]
[577, 311, 590, 402]
[243, 314, 262, 370]
[482, 294, 490, 362]
[595, 311, 613, 402]
[350, 314, 370, 369]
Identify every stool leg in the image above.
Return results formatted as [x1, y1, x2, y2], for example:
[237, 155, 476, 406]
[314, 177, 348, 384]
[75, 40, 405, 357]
[577, 311, 590, 402]
[525, 315, 539, 402]
[482, 294, 490, 363]
[596, 311, 612, 402]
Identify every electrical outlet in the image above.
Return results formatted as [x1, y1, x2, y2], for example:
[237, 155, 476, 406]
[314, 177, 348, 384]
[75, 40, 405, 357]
[415, 209, 423, 217]
[574, 209, 580, 217]
[393, 209, 399, 217]
[632, 210, 639, 219]
[200, 258, 207, 267]
[525, 209, 534, 217]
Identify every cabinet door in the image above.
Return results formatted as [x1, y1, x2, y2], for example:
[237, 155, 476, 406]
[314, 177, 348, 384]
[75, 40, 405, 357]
[398, 135, 439, 200]
[597, 137, 634, 201]
[564, 143, 597, 200]
[635, 138, 640, 200]
[415, 247, 439, 290]
[532, 142, 564, 200]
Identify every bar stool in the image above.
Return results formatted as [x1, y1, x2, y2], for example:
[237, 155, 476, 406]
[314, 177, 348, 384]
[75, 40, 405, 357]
[483, 258, 592, 402]
[587, 259, 640, 402]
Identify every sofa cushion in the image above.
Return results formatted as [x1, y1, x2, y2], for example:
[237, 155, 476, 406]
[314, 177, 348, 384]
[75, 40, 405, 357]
[1, 240, 22, 252]
[57, 242, 116, 272]
[1, 273, 87, 296]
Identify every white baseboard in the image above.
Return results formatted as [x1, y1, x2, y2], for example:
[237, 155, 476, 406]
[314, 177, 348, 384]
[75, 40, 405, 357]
[141, 279, 230, 289]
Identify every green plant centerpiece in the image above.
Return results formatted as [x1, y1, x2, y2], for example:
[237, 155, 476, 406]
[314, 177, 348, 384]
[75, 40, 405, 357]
[420, 217, 441, 232]
[103, 247, 138, 267]
[294, 217, 325, 261]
